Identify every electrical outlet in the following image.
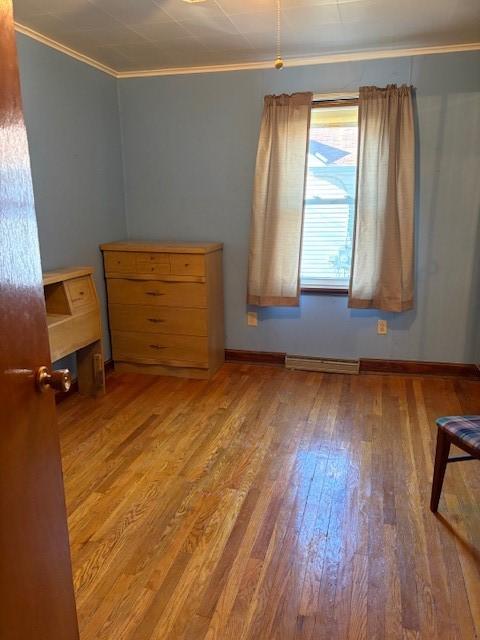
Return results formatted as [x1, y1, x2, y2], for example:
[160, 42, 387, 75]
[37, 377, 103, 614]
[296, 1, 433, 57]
[247, 311, 258, 327]
[377, 319, 388, 335]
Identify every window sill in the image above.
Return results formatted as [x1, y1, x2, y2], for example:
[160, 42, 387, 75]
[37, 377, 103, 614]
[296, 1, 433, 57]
[301, 286, 348, 296]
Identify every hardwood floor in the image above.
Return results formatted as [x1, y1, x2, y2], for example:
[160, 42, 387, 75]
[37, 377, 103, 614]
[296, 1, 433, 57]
[57, 364, 480, 640]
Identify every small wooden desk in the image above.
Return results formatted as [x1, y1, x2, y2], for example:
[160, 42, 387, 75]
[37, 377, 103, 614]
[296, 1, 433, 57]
[43, 266, 105, 396]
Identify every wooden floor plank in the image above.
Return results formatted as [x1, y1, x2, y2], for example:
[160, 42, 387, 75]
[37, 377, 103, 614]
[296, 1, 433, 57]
[56, 364, 480, 640]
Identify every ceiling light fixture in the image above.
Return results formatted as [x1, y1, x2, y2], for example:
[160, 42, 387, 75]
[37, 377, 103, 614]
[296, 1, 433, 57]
[181, 0, 207, 3]
[275, 0, 284, 69]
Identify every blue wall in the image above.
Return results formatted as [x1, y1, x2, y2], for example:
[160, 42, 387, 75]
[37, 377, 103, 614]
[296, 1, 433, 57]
[16, 33, 480, 365]
[16, 34, 127, 363]
[118, 51, 480, 363]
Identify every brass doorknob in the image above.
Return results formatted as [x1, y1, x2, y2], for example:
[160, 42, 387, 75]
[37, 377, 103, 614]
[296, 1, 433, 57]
[36, 366, 72, 393]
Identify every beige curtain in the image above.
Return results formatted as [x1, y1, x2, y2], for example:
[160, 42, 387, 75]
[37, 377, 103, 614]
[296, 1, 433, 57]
[247, 92, 312, 306]
[349, 85, 415, 312]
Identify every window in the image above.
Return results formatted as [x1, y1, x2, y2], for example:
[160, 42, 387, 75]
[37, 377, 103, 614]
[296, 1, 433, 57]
[300, 99, 358, 292]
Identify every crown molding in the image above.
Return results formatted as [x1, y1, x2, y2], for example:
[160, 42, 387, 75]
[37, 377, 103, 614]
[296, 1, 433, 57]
[14, 23, 480, 80]
[116, 42, 480, 78]
[14, 22, 117, 77]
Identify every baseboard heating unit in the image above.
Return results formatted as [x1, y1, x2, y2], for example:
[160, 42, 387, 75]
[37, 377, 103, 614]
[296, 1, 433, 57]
[285, 355, 360, 375]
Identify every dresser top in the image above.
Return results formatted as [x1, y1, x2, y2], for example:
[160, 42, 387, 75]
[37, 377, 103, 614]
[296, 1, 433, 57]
[43, 266, 93, 286]
[100, 241, 223, 254]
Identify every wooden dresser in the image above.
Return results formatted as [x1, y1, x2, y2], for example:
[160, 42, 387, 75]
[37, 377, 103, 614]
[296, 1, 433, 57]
[100, 241, 224, 379]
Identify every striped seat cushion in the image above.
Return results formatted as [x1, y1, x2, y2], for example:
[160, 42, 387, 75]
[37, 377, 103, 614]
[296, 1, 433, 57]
[436, 416, 480, 453]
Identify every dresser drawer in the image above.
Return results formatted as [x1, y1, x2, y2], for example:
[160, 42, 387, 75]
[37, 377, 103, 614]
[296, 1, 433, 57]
[112, 331, 208, 367]
[136, 252, 171, 275]
[169, 254, 205, 276]
[107, 279, 206, 308]
[104, 251, 137, 274]
[104, 251, 170, 275]
[109, 304, 207, 336]
[65, 276, 95, 310]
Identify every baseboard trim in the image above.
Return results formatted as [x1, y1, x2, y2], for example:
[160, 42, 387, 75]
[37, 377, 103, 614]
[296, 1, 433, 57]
[225, 350, 480, 379]
[55, 354, 480, 396]
[55, 359, 114, 404]
[359, 358, 480, 379]
[225, 349, 286, 366]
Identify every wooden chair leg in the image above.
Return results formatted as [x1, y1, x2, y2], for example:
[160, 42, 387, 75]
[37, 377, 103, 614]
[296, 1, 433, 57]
[430, 429, 451, 513]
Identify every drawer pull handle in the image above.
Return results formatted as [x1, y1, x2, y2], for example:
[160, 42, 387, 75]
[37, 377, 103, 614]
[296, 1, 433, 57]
[145, 291, 165, 296]
[148, 318, 165, 323]
[149, 344, 166, 350]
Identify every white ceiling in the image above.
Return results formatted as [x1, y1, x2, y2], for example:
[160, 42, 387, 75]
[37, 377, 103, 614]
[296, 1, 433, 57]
[13, 0, 480, 73]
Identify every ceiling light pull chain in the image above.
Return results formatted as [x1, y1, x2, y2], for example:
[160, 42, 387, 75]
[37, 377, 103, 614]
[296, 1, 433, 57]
[275, 0, 284, 69]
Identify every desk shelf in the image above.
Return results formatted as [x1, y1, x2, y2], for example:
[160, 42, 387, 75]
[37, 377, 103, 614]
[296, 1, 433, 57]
[43, 266, 105, 397]
[46, 314, 71, 329]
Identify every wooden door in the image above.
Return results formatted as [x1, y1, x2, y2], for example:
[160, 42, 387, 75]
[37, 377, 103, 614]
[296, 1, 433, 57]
[0, 2, 80, 639]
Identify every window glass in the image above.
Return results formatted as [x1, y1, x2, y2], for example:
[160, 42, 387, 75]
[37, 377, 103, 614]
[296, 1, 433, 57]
[301, 103, 358, 289]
